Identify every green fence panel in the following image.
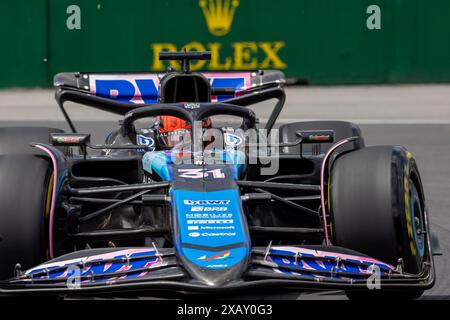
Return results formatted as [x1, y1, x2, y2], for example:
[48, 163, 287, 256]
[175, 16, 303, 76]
[47, 0, 393, 85]
[0, 1, 48, 87]
[1, 0, 450, 87]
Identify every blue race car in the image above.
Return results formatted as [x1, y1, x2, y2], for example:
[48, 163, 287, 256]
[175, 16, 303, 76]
[0, 52, 437, 299]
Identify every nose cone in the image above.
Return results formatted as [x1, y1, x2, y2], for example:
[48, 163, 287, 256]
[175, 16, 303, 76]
[181, 246, 250, 286]
[171, 185, 251, 286]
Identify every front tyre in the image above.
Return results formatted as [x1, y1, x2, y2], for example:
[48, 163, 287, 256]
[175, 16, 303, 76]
[330, 146, 429, 299]
[0, 155, 52, 280]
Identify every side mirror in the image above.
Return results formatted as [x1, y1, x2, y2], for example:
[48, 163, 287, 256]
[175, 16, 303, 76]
[295, 130, 334, 144]
[50, 133, 91, 147]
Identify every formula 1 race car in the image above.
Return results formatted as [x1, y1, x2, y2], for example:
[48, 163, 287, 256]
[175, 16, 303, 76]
[0, 51, 436, 299]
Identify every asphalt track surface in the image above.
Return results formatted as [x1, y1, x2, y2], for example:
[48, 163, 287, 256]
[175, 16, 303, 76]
[0, 85, 449, 300]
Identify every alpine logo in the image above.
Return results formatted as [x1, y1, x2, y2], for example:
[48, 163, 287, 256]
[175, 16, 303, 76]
[197, 251, 231, 262]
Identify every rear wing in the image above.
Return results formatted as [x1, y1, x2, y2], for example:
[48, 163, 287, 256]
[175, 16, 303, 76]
[54, 70, 284, 104]
[53, 70, 286, 133]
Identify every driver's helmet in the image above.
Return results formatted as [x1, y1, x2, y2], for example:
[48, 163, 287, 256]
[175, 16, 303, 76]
[156, 116, 212, 149]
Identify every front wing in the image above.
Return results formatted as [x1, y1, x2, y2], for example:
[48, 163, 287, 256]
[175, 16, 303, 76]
[0, 245, 434, 296]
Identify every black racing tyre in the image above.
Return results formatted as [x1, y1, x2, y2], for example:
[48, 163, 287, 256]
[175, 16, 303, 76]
[0, 127, 64, 155]
[0, 155, 52, 280]
[330, 146, 428, 299]
[279, 121, 365, 155]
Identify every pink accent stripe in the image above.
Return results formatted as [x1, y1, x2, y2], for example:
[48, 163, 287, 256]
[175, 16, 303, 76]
[273, 246, 395, 269]
[320, 137, 356, 245]
[26, 248, 155, 274]
[34, 145, 58, 259]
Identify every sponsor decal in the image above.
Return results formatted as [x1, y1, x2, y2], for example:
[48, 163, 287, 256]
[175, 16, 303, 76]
[151, 42, 286, 72]
[189, 232, 236, 237]
[89, 74, 159, 104]
[149, 1, 287, 72]
[188, 231, 235, 238]
[197, 251, 231, 262]
[203, 232, 236, 237]
[184, 199, 230, 205]
[190, 206, 228, 212]
[26, 249, 162, 283]
[199, 225, 235, 231]
[183, 246, 248, 270]
[187, 219, 234, 225]
[199, 0, 238, 37]
[188, 232, 201, 238]
[184, 103, 201, 109]
[186, 213, 232, 219]
[224, 133, 243, 146]
[174, 189, 248, 270]
[137, 135, 155, 147]
[89, 74, 251, 104]
[54, 137, 83, 144]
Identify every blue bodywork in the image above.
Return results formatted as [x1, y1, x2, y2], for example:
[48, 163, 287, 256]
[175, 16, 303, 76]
[142, 149, 250, 284]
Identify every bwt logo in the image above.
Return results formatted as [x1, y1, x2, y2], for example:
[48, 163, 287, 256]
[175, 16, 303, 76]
[89, 74, 248, 104]
[184, 200, 231, 205]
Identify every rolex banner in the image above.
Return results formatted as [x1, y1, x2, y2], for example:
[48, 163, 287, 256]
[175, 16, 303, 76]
[2, 0, 450, 87]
